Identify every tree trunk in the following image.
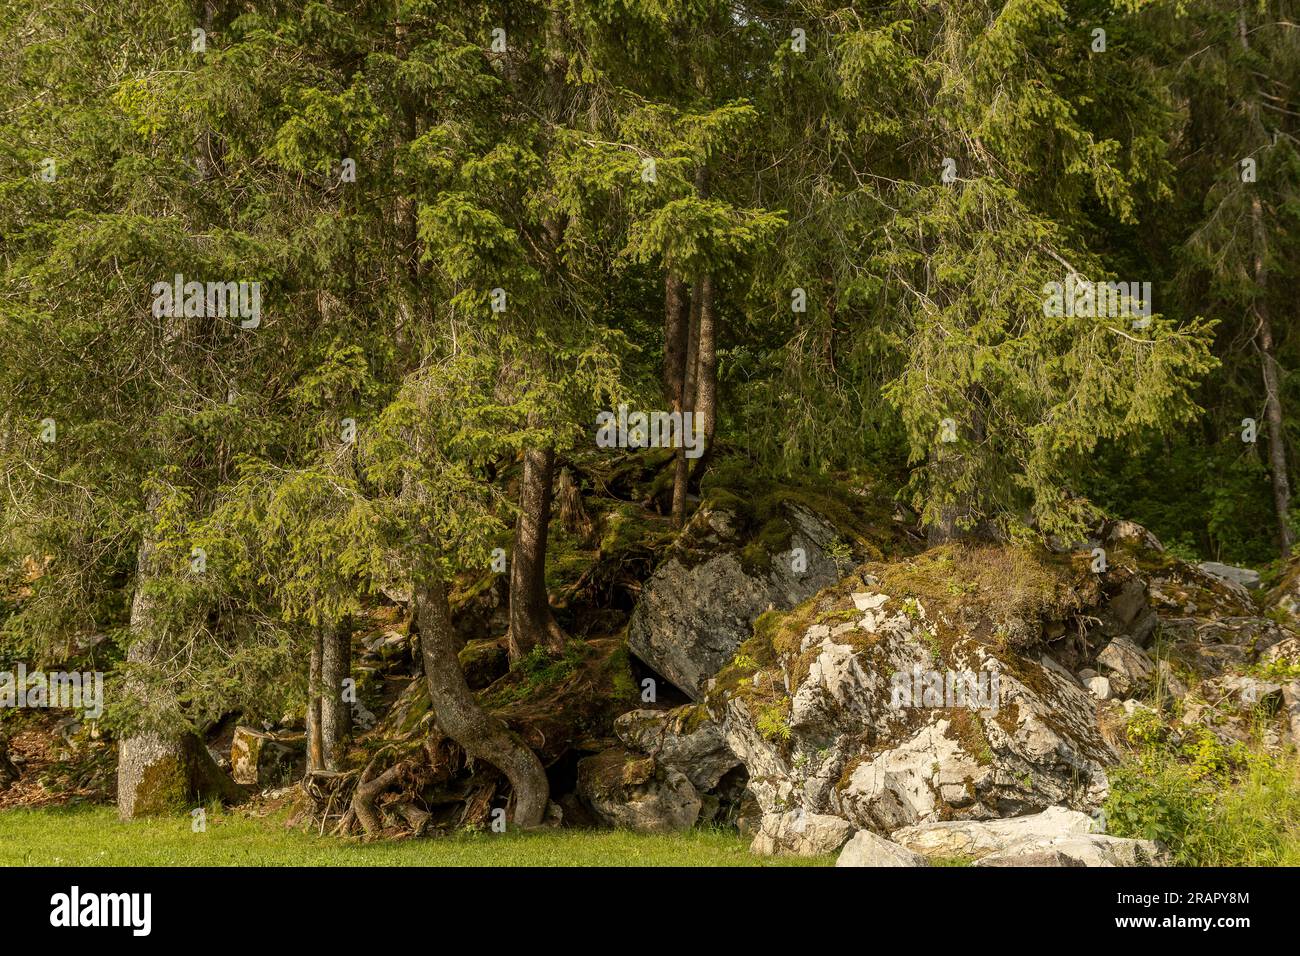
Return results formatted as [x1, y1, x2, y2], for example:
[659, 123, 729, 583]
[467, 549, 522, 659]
[416, 576, 549, 828]
[508, 444, 564, 660]
[926, 444, 960, 547]
[306, 630, 323, 771]
[1251, 194, 1293, 555]
[1238, 8, 1293, 556]
[671, 278, 703, 527]
[664, 273, 689, 408]
[689, 271, 717, 488]
[320, 619, 351, 771]
[116, 526, 241, 818]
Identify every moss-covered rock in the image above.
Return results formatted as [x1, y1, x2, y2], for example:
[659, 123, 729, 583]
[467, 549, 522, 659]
[575, 746, 701, 833]
[707, 543, 1119, 853]
[458, 638, 509, 690]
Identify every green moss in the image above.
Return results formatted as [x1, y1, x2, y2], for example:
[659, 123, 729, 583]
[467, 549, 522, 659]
[458, 638, 509, 690]
[131, 754, 191, 817]
[687, 458, 911, 577]
[672, 702, 711, 736]
[603, 642, 639, 703]
[482, 642, 591, 708]
[944, 710, 995, 766]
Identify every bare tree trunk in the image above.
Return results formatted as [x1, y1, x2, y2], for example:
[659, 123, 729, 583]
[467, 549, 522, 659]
[671, 277, 703, 527]
[926, 444, 960, 547]
[508, 444, 564, 660]
[320, 619, 351, 771]
[306, 630, 324, 771]
[665, 273, 690, 521]
[1238, 7, 1293, 556]
[416, 577, 549, 827]
[1251, 194, 1293, 555]
[664, 273, 689, 408]
[689, 271, 717, 488]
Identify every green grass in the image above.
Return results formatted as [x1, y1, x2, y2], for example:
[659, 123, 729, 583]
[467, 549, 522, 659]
[0, 807, 834, 867]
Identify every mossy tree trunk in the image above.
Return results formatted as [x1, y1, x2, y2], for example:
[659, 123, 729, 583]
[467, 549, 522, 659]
[117, 522, 241, 818]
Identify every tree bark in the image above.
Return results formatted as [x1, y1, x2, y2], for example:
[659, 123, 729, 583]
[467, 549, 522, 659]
[319, 619, 351, 771]
[508, 444, 564, 660]
[116, 524, 242, 817]
[689, 271, 717, 488]
[116, 489, 241, 816]
[1251, 194, 1293, 555]
[664, 273, 689, 408]
[416, 576, 549, 828]
[306, 630, 323, 771]
[1238, 6, 1293, 556]
[671, 278, 703, 527]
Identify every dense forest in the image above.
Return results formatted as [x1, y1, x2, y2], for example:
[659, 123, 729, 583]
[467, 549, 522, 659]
[1, 0, 1298, 869]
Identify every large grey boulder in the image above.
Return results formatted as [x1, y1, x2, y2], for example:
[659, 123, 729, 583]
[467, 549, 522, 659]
[836, 830, 927, 867]
[613, 706, 739, 791]
[714, 575, 1115, 855]
[891, 806, 1165, 866]
[627, 502, 844, 699]
[575, 747, 701, 833]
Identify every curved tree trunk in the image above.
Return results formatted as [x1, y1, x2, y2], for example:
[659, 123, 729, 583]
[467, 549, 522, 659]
[508, 444, 564, 660]
[416, 576, 549, 828]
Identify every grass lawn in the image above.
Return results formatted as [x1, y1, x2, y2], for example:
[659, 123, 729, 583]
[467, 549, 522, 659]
[0, 806, 834, 867]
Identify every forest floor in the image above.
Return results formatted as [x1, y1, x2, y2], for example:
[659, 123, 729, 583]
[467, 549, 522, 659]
[0, 807, 833, 867]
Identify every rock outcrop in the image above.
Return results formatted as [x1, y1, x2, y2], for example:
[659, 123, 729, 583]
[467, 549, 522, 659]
[613, 706, 739, 791]
[627, 499, 853, 699]
[706, 547, 1117, 855]
[230, 726, 303, 788]
[575, 747, 701, 833]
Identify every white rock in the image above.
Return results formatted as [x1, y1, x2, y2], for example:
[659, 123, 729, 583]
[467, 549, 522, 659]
[1086, 675, 1112, 700]
[852, 592, 889, 613]
[836, 830, 927, 867]
[891, 806, 1097, 859]
[1198, 561, 1261, 591]
[751, 810, 853, 856]
[1097, 637, 1155, 696]
[974, 833, 1165, 867]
